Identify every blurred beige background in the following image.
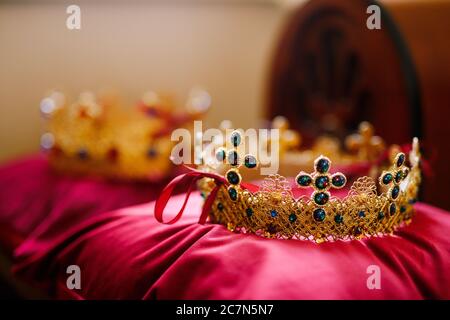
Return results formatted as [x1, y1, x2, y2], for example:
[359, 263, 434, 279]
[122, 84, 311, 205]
[0, 1, 302, 161]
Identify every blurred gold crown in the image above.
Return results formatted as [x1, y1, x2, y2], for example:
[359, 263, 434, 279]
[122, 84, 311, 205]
[40, 89, 211, 181]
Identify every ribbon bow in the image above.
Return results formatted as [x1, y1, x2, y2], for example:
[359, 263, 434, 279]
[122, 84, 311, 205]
[155, 167, 258, 225]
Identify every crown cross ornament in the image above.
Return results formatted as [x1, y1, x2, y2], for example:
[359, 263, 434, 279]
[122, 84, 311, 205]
[215, 130, 258, 202]
[295, 156, 347, 222]
[379, 152, 410, 215]
[380, 152, 409, 200]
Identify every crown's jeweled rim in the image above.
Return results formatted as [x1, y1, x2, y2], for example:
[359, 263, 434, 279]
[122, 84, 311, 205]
[198, 138, 421, 243]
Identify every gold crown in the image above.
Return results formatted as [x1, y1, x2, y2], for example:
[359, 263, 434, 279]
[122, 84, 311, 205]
[194, 125, 421, 243]
[40, 89, 210, 181]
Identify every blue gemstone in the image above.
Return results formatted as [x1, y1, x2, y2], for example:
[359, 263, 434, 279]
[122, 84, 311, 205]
[246, 208, 253, 217]
[316, 158, 330, 173]
[382, 173, 393, 185]
[230, 131, 241, 147]
[313, 208, 326, 222]
[147, 147, 158, 158]
[332, 174, 346, 188]
[334, 214, 344, 224]
[244, 155, 257, 169]
[297, 174, 312, 187]
[353, 226, 362, 236]
[378, 212, 385, 220]
[228, 187, 238, 201]
[215, 149, 226, 162]
[227, 150, 239, 166]
[397, 153, 405, 167]
[391, 185, 400, 199]
[270, 210, 277, 218]
[358, 210, 365, 218]
[217, 203, 224, 211]
[389, 203, 396, 215]
[315, 176, 329, 190]
[395, 171, 403, 183]
[400, 206, 406, 213]
[289, 213, 297, 222]
[314, 192, 329, 205]
[226, 170, 240, 185]
[77, 148, 89, 160]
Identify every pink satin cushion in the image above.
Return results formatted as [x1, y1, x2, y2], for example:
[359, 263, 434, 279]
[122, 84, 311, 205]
[13, 192, 450, 299]
[0, 154, 167, 253]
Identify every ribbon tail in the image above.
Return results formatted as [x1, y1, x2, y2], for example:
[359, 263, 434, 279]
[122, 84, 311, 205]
[155, 166, 262, 225]
[198, 185, 221, 224]
[154, 169, 227, 224]
[154, 171, 198, 224]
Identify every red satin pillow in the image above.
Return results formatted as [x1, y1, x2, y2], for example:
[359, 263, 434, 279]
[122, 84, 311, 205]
[13, 192, 450, 299]
[0, 154, 168, 254]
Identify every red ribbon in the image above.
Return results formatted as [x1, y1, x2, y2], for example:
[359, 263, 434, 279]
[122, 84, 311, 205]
[154, 167, 259, 225]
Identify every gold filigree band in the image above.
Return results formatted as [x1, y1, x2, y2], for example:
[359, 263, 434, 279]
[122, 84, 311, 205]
[198, 133, 421, 243]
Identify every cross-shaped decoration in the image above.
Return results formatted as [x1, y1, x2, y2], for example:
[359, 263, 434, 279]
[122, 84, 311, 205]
[379, 152, 409, 204]
[215, 130, 258, 201]
[296, 155, 347, 222]
[345, 121, 385, 161]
